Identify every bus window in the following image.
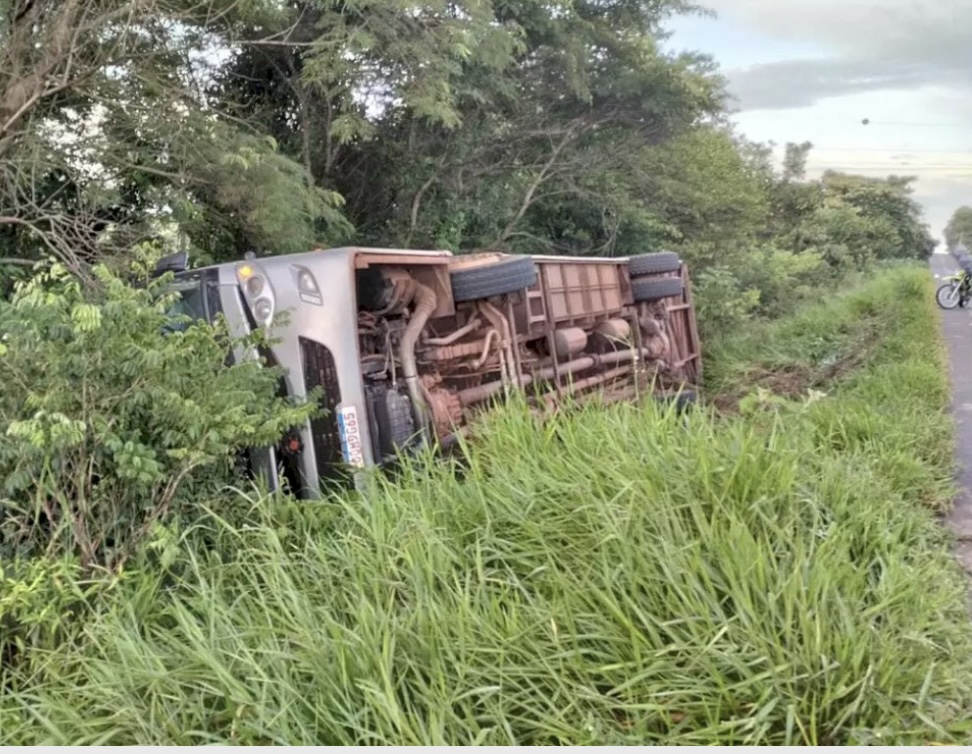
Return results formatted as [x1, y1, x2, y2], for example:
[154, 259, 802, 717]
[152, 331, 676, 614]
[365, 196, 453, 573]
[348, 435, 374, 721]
[163, 279, 208, 332]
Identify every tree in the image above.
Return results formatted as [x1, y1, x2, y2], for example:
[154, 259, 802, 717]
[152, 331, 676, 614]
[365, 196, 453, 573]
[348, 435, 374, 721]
[945, 206, 972, 250]
[212, 0, 722, 256]
[0, 0, 938, 317]
[818, 172, 935, 261]
[0, 0, 341, 273]
[629, 126, 770, 262]
[781, 141, 813, 182]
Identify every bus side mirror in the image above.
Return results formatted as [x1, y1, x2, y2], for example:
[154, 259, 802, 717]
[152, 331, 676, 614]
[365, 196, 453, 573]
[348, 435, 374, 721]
[152, 251, 190, 278]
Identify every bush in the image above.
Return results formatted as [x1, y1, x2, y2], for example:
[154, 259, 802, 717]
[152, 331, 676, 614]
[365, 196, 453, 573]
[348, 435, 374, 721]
[692, 265, 761, 339]
[690, 244, 831, 340]
[0, 262, 313, 568]
[733, 245, 828, 317]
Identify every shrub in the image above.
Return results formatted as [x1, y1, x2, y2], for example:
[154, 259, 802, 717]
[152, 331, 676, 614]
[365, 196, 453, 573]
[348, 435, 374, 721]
[691, 244, 836, 340]
[692, 265, 761, 339]
[0, 261, 313, 568]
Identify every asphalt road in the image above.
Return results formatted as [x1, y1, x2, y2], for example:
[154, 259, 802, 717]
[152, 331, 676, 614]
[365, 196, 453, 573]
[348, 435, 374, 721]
[930, 253, 972, 574]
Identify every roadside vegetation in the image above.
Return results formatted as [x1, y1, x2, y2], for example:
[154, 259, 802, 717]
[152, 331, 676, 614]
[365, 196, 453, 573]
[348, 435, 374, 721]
[0, 0, 962, 745]
[0, 1, 937, 339]
[2, 265, 969, 745]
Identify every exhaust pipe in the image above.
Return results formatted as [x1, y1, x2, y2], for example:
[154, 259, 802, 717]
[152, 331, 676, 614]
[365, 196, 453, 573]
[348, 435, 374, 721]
[399, 280, 438, 436]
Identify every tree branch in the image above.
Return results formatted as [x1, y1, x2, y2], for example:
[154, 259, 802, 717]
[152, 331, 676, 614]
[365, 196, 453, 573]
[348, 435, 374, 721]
[495, 125, 578, 245]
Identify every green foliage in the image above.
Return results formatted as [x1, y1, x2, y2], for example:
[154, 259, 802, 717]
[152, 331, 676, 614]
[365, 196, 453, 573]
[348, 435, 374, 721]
[0, 0, 958, 737]
[0, 0, 938, 320]
[0, 557, 108, 671]
[0, 261, 314, 568]
[213, 0, 721, 257]
[691, 242, 830, 340]
[734, 245, 827, 316]
[945, 206, 972, 250]
[300, 0, 516, 130]
[0, 0, 319, 270]
[1, 269, 968, 746]
[0, 0, 952, 735]
[792, 205, 880, 270]
[709, 265, 955, 520]
[818, 172, 936, 261]
[781, 141, 812, 181]
[686, 145, 935, 338]
[692, 265, 761, 338]
[173, 127, 354, 262]
[636, 126, 771, 253]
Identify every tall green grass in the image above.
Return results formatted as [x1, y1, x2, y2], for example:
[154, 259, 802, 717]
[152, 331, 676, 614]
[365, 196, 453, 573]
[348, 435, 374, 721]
[2, 266, 970, 745]
[707, 264, 955, 512]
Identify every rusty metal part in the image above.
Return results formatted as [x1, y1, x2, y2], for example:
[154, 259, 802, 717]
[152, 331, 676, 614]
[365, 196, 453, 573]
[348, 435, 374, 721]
[553, 327, 588, 358]
[644, 333, 671, 361]
[447, 251, 509, 271]
[420, 312, 510, 380]
[506, 296, 525, 389]
[594, 318, 631, 344]
[420, 376, 464, 438]
[423, 338, 490, 361]
[473, 329, 500, 369]
[534, 347, 643, 382]
[642, 299, 670, 322]
[673, 353, 699, 368]
[377, 257, 698, 430]
[457, 347, 651, 406]
[375, 267, 418, 316]
[385, 329, 398, 385]
[541, 365, 633, 407]
[399, 279, 437, 435]
[536, 355, 595, 382]
[639, 310, 663, 337]
[596, 318, 631, 338]
[456, 374, 532, 405]
[358, 310, 380, 334]
[638, 305, 672, 363]
[424, 316, 482, 345]
[439, 425, 472, 450]
[478, 300, 517, 386]
[536, 257, 626, 322]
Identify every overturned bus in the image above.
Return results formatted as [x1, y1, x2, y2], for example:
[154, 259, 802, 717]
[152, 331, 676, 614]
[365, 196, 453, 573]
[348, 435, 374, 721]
[158, 247, 702, 498]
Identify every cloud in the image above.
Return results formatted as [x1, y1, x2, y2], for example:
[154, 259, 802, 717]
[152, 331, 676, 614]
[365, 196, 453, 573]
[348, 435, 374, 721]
[727, 59, 936, 110]
[710, 0, 972, 110]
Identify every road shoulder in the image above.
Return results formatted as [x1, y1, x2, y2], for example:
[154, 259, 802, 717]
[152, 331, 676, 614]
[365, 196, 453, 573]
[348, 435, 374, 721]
[932, 255, 972, 574]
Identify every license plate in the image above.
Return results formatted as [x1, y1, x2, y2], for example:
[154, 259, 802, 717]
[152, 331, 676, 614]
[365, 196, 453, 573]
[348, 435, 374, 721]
[337, 405, 365, 468]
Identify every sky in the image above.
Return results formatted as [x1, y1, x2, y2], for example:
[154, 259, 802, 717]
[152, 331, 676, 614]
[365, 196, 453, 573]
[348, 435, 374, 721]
[665, 0, 972, 248]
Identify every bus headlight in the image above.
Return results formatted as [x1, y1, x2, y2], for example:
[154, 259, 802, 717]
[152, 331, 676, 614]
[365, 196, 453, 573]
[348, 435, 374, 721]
[253, 298, 274, 324]
[237, 261, 276, 327]
[245, 275, 265, 297]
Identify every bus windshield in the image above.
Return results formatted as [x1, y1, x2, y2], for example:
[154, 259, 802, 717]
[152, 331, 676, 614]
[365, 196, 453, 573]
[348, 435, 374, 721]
[163, 278, 209, 332]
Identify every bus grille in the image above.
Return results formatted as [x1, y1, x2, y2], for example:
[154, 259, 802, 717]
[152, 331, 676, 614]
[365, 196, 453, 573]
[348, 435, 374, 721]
[299, 338, 344, 480]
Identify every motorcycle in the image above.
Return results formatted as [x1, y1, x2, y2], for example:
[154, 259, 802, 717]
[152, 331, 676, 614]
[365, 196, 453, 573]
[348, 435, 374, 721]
[936, 269, 972, 310]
